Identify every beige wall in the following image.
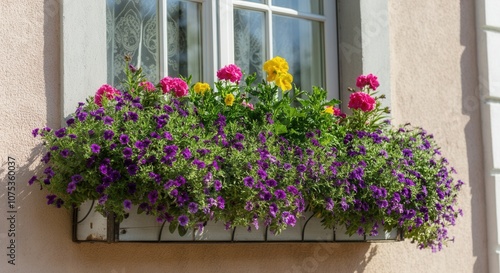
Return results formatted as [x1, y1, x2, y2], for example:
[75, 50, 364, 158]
[0, 0, 487, 272]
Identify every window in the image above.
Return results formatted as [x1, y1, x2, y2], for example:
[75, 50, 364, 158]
[105, 0, 338, 94]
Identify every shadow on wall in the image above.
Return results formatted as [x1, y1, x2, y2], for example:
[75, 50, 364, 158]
[459, 0, 488, 272]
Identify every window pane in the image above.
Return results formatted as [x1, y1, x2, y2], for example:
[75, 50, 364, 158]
[167, 0, 203, 80]
[107, 0, 159, 86]
[273, 0, 323, 15]
[234, 9, 266, 83]
[273, 15, 324, 90]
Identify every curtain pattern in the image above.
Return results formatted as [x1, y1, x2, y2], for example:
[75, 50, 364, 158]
[107, 0, 159, 86]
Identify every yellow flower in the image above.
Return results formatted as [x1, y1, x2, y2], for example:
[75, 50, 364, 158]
[194, 82, 210, 95]
[263, 56, 289, 82]
[224, 94, 235, 106]
[323, 106, 334, 115]
[275, 72, 293, 91]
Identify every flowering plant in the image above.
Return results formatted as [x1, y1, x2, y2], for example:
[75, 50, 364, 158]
[30, 56, 463, 251]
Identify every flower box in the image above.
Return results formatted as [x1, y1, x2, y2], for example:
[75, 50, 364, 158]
[73, 200, 402, 243]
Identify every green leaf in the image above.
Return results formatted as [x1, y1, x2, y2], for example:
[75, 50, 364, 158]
[169, 222, 178, 234]
[178, 225, 188, 237]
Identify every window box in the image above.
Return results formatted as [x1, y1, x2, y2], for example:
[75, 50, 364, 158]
[73, 200, 403, 243]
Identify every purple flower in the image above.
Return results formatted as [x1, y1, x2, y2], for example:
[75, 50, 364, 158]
[357, 227, 365, 236]
[214, 180, 222, 191]
[340, 198, 349, 211]
[164, 145, 178, 159]
[282, 211, 296, 226]
[123, 199, 132, 210]
[343, 133, 353, 144]
[127, 111, 139, 122]
[123, 147, 133, 158]
[32, 128, 39, 137]
[245, 201, 254, 211]
[182, 148, 192, 159]
[283, 163, 292, 171]
[148, 190, 159, 204]
[77, 111, 88, 121]
[234, 133, 245, 141]
[178, 215, 189, 227]
[163, 131, 173, 140]
[349, 167, 364, 181]
[266, 179, 277, 187]
[243, 176, 254, 188]
[258, 132, 267, 144]
[66, 118, 75, 126]
[274, 190, 287, 200]
[402, 148, 413, 158]
[325, 198, 335, 211]
[103, 116, 114, 125]
[103, 130, 115, 140]
[193, 159, 206, 169]
[257, 169, 268, 179]
[269, 203, 278, 218]
[286, 186, 299, 195]
[296, 164, 306, 173]
[127, 164, 139, 175]
[233, 142, 244, 151]
[71, 174, 82, 183]
[46, 194, 57, 205]
[66, 182, 77, 194]
[266, 113, 274, 124]
[217, 196, 225, 209]
[28, 176, 37, 185]
[188, 202, 199, 214]
[98, 194, 108, 205]
[55, 128, 66, 138]
[119, 134, 130, 144]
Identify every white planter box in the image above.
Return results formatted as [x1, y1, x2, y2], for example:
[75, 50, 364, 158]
[73, 201, 402, 243]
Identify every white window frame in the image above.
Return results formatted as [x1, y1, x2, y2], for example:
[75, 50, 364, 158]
[60, 0, 389, 121]
[476, 0, 500, 272]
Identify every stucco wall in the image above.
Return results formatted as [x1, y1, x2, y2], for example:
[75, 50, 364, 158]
[0, 0, 488, 272]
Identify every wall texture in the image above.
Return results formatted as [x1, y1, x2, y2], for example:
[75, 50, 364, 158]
[0, 0, 488, 272]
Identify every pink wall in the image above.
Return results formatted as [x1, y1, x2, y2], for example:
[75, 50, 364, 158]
[0, 0, 487, 272]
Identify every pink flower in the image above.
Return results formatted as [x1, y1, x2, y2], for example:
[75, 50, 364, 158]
[242, 101, 254, 110]
[356, 74, 380, 90]
[217, 64, 242, 83]
[94, 84, 121, 106]
[334, 107, 346, 118]
[159, 77, 189, 97]
[139, 81, 156, 92]
[348, 92, 376, 112]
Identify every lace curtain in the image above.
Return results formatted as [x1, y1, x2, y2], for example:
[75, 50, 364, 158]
[107, 0, 159, 86]
[107, 0, 201, 87]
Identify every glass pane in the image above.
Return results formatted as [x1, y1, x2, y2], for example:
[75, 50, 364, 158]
[273, 0, 322, 15]
[107, 0, 159, 86]
[273, 15, 324, 90]
[167, 0, 203, 80]
[234, 9, 266, 83]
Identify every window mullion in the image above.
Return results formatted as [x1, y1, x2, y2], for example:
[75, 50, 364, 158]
[324, 0, 338, 99]
[218, 0, 235, 67]
[159, 0, 168, 78]
[266, 1, 273, 59]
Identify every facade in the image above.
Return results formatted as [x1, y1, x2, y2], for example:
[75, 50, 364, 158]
[0, 0, 498, 272]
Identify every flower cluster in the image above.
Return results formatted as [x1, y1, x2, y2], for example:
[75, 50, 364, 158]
[30, 57, 463, 251]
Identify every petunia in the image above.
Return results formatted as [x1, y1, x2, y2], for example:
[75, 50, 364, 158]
[178, 215, 189, 227]
[123, 199, 132, 210]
